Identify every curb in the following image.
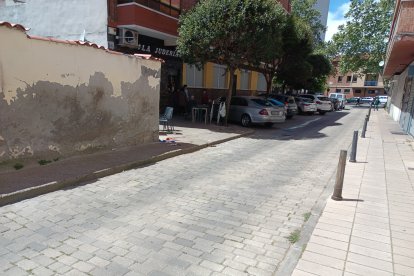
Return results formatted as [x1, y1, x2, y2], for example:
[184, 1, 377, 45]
[0, 130, 254, 207]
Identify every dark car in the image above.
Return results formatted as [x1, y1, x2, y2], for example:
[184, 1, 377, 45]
[269, 94, 298, 119]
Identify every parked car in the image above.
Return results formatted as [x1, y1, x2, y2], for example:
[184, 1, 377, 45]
[295, 97, 317, 114]
[347, 97, 360, 103]
[328, 93, 346, 109]
[379, 95, 388, 106]
[229, 96, 286, 127]
[269, 94, 298, 119]
[328, 98, 341, 111]
[300, 94, 332, 115]
[361, 97, 374, 104]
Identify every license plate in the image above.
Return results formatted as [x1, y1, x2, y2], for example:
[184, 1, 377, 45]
[271, 111, 281, 115]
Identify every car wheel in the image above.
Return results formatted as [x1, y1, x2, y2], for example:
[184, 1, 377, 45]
[264, 122, 273, 128]
[241, 114, 251, 127]
[286, 115, 293, 119]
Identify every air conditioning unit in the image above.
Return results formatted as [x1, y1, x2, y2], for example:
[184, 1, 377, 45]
[118, 28, 139, 48]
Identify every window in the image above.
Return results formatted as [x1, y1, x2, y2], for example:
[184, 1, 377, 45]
[257, 73, 267, 91]
[355, 89, 361, 94]
[337, 76, 343, 82]
[186, 64, 203, 88]
[336, 88, 342, 92]
[344, 89, 351, 94]
[368, 90, 376, 94]
[213, 64, 227, 89]
[352, 75, 357, 82]
[240, 70, 250, 90]
[346, 76, 352, 83]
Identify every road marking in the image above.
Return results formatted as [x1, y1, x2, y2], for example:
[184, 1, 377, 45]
[285, 118, 321, 130]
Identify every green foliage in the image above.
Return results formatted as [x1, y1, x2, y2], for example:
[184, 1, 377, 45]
[330, 0, 395, 75]
[287, 229, 301, 244]
[38, 159, 52, 166]
[177, 0, 285, 69]
[178, 0, 287, 122]
[13, 163, 24, 170]
[303, 212, 311, 222]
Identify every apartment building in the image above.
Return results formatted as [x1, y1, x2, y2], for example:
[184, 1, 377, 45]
[326, 60, 386, 98]
[383, 0, 414, 136]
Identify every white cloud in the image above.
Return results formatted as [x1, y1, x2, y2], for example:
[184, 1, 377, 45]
[325, 2, 350, 42]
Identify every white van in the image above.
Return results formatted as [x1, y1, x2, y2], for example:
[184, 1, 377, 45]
[379, 95, 388, 105]
[328, 93, 346, 109]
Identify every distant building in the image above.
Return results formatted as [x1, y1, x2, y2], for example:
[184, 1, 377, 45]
[326, 60, 386, 98]
[383, 0, 414, 136]
[314, 0, 330, 41]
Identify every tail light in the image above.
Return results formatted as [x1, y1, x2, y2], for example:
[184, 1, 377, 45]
[285, 102, 288, 106]
[259, 109, 269, 115]
[316, 101, 322, 104]
[304, 104, 310, 106]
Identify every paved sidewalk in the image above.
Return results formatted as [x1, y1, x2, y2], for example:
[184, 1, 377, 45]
[0, 119, 252, 206]
[291, 109, 414, 276]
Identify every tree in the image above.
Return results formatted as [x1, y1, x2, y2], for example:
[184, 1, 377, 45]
[276, 15, 314, 91]
[177, 0, 286, 124]
[329, 0, 395, 75]
[291, 0, 326, 44]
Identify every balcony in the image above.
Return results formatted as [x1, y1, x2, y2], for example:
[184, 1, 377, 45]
[364, 81, 378, 86]
[118, 0, 181, 18]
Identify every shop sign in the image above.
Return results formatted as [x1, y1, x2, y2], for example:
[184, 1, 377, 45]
[137, 43, 179, 58]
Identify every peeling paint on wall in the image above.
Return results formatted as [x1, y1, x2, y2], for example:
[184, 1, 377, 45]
[0, 26, 161, 161]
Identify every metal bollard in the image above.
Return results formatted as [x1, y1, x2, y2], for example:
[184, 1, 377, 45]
[361, 116, 368, 138]
[332, 150, 347, 201]
[368, 105, 371, 121]
[349, 130, 358, 162]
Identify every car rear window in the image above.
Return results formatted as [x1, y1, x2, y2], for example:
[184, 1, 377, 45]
[301, 98, 313, 103]
[251, 99, 273, 107]
[287, 97, 295, 104]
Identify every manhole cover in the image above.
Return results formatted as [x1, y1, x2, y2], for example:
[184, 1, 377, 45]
[390, 131, 406, 135]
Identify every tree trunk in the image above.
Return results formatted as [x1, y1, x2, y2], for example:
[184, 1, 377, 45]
[224, 67, 235, 126]
[265, 73, 272, 96]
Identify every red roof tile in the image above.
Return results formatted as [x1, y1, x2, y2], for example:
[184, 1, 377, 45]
[0, 21, 163, 62]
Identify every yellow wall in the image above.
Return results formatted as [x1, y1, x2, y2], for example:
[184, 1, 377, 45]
[250, 72, 259, 91]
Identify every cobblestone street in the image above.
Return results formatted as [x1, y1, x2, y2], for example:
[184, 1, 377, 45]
[0, 109, 365, 275]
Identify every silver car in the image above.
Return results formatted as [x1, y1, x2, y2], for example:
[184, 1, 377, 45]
[300, 94, 332, 115]
[295, 97, 317, 114]
[229, 96, 286, 127]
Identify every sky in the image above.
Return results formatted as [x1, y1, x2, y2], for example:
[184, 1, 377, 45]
[325, 0, 351, 42]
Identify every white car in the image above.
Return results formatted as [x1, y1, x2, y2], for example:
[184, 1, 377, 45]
[361, 97, 374, 104]
[229, 96, 286, 127]
[295, 97, 317, 114]
[379, 96, 388, 105]
[300, 94, 332, 115]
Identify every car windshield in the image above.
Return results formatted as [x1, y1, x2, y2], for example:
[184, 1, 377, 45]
[337, 95, 344, 99]
[317, 96, 329, 101]
[251, 99, 273, 107]
[268, 99, 284, 106]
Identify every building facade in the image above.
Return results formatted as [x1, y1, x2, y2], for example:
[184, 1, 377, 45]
[314, 0, 330, 41]
[1, 0, 292, 110]
[326, 60, 386, 98]
[383, 0, 414, 136]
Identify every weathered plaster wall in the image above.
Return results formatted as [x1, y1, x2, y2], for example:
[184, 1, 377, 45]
[0, 0, 108, 47]
[0, 26, 161, 161]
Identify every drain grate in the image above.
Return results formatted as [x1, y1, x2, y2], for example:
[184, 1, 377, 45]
[390, 131, 406, 135]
